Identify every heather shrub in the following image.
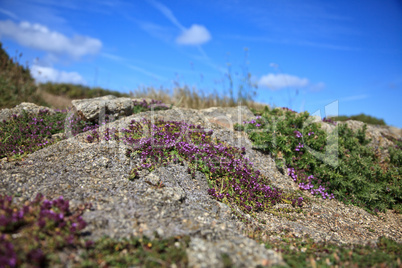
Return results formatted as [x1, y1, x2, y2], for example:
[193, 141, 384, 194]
[0, 194, 92, 267]
[0, 108, 91, 160]
[85, 117, 304, 217]
[236, 106, 402, 214]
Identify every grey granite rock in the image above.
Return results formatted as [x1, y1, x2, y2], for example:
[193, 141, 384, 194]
[0, 102, 55, 122]
[199, 106, 256, 129]
[0, 104, 285, 267]
[72, 95, 134, 122]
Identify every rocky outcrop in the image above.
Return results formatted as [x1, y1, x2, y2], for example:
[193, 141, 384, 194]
[0, 102, 285, 267]
[1, 98, 401, 267]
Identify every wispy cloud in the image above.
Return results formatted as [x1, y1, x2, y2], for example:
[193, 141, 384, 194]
[148, 0, 184, 31]
[258, 73, 309, 90]
[127, 64, 166, 81]
[102, 52, 172, 79]
[0, 8, 18, 20]
[340, 94, 369, 102]
[147, 0, 211, 46]
[101, 52, 127, 62]
[296, 40, 361, 51]
[139, 22, 174, 43]
[142, 0, 220, 73]
[309, 94, 370, 106]
[223, 35, 361, 51]
[30, 65, 86, 85]
[0, 20, 102, 59]
[216, 1, 358, 39]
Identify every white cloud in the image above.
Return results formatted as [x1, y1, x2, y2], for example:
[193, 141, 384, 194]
[176, 24, 211, 45]
[0, 20, 102, 59]
[30, 65, 86, 85]
[148, 1, 211, 46]
[258, 73, 309, 90]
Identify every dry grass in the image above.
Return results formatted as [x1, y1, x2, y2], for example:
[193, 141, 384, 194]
[36, 86, 73, 110]
[33, 83, 269, 113]
[130, 85, 269, 111]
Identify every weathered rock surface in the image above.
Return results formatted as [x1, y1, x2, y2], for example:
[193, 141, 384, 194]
[304, 115, 401, 142]
[1, 98, 401, 267]
[0, 102, 56, 122]
[306, 116, 400, 165]
[199, 106, 256, 129]
[71, 95, 134, 122]
[0, 103, 286, 267]
[339, 120, 401, 144]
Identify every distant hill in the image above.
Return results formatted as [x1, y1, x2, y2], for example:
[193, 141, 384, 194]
[0, 42, 46, 108]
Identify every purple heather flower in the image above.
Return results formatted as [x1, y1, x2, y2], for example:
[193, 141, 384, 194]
[294, 130, 303, 138]
[295, 143, 304, 152]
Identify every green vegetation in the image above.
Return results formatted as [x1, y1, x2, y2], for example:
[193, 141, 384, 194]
[235, 106, 402, 214]
[0, 194, 190, 267]
[77, 235, 190, 267]
[330, 113, 386, 126]
[38, 82, 130, 100]
[266, 232, 402, 268]
[0, 43, 47, 108]
[1, 44, 401, 267]
[0, 108, 88, 160]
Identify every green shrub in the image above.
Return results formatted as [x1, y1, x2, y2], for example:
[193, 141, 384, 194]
[237, 107, 401, 214]
[330, 113, 386, 126]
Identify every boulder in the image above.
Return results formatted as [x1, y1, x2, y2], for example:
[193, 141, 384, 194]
[72, 95, 134, 122]
[0, 102, 56, 122]
[199, 106, 256, 129]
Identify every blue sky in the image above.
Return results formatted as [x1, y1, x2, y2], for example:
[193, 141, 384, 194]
[0, 0, 401, 127]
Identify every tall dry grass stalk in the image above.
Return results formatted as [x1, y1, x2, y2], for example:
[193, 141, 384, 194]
[130, 85, 269, 111]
